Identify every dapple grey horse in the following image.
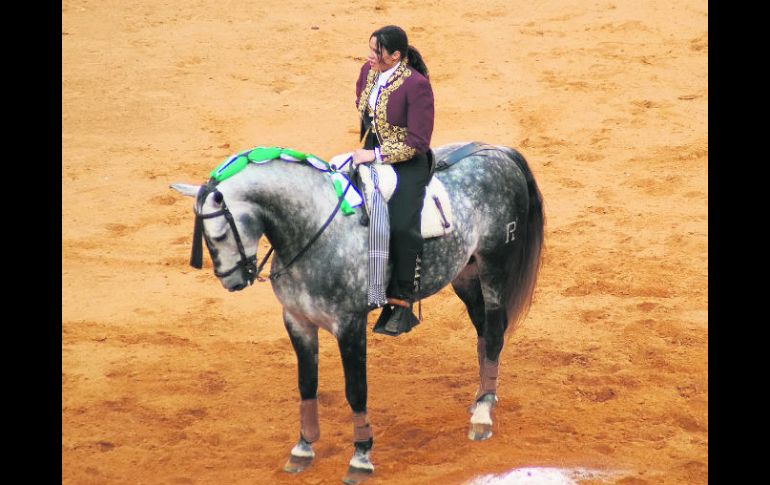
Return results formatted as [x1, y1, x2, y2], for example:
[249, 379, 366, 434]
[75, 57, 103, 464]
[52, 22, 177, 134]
[171, 142, 544, 484]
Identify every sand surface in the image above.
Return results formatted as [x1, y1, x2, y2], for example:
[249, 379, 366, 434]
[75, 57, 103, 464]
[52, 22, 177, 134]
[62, 1, 708, 483]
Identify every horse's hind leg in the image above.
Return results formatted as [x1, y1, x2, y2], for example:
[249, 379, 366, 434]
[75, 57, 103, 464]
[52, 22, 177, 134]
[337, 314, 374, 484]
[451, 259, 488, 398]
[283, 311, 320, 473]
[452, 258, 486, 337]
[452, 257, 507, 441]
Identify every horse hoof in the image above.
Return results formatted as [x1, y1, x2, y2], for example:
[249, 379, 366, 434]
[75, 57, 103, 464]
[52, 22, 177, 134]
[468, 422, 493, 441]
[283, 455, 313, 473]
[342, 466, 373, 484]
[283, 439, 315, 473]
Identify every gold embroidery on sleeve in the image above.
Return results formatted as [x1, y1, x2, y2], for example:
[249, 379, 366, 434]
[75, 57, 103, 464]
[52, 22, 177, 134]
[379, 139, 416, 164]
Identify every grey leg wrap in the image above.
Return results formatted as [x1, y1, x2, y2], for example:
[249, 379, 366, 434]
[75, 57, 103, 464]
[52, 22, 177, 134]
[352, 411, 373, 442]
[300, 398, 320, 443]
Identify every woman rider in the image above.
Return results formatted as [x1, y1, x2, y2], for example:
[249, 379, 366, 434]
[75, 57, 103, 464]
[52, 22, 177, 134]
[350, 25, 435, 337]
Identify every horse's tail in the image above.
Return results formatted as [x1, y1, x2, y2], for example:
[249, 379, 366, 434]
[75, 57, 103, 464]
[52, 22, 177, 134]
[501, 147, 545, 334]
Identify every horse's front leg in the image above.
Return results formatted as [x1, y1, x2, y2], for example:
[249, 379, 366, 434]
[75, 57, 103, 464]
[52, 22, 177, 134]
[337, 314, 374, 484]
[283, 311, 320, 473]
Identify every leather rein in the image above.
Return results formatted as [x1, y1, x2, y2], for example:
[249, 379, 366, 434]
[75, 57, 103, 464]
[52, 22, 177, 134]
[189, 157, 353, 283]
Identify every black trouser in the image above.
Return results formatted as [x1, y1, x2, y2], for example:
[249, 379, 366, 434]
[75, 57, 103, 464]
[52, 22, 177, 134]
[363, 123, 431, 300]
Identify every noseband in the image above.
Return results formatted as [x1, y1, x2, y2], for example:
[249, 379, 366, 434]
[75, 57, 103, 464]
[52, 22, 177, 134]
[190, 180, 257, 284]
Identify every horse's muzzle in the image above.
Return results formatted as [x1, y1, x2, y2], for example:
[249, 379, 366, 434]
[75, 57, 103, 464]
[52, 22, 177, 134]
[228, 282, 247, 292]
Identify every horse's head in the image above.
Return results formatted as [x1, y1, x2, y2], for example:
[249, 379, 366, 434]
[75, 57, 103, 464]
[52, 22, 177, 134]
[171, 181, 264, 292]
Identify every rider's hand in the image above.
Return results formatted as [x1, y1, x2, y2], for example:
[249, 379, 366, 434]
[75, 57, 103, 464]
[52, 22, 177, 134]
[352, 149, 375, 165]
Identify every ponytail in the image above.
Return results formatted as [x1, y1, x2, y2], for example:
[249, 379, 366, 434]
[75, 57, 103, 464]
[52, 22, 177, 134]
[371, 26, 430, 80]
[406, 45, 429, 80]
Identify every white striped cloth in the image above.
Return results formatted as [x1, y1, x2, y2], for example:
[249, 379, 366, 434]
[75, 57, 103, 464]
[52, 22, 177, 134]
[367, 165, 389, 308]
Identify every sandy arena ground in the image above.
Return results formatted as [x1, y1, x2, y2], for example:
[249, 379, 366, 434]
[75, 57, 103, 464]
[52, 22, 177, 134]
[62, 1, 708, 483]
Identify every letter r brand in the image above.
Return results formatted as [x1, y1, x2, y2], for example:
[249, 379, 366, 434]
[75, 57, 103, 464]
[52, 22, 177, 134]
[505, 220, 517, 243]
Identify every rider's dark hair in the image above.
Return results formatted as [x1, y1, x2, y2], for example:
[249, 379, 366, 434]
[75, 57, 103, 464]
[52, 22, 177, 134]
[371, 25, 429, 80]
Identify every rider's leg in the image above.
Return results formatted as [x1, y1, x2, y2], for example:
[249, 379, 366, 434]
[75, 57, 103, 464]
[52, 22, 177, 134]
[373, 152, 431, 336]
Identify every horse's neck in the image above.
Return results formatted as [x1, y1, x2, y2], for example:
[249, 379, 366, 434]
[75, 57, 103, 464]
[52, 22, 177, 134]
[237, 161, 339, 256]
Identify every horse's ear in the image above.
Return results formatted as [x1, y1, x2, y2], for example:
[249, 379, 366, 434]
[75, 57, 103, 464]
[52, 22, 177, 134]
[170, 183, 200, 198]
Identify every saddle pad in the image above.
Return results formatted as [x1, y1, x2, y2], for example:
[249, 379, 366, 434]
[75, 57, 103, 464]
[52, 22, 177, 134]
[357, 163, 454, 239]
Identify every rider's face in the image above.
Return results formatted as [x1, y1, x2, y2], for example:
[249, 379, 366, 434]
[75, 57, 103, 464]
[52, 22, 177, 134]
[368, 36, 400, 72]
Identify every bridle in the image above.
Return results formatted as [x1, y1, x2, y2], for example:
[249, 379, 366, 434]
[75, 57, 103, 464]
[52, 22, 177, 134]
[188, 158, 353, 283]
[191, 179, 258, 284]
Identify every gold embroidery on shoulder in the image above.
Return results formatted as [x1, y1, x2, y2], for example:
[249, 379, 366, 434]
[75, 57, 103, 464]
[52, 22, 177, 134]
[357, 68, 378, 115]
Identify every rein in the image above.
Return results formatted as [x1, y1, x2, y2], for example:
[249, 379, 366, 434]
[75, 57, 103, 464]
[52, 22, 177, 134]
[190, 156, 353, 283]
[266, 174, 352, 280]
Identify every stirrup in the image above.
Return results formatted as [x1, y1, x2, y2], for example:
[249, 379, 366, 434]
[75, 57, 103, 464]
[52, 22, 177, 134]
[386, 297, 410, 308]
[372, 304, 419, 336]
[372, 305, 394, 334]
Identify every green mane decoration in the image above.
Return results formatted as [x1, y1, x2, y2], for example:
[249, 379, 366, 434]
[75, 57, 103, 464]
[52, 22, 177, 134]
[209, 146, 355, 215]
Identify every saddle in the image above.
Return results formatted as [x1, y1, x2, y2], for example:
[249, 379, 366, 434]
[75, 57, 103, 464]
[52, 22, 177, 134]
[331, 152, 450, 238]
[357, 161, 453, 239]
[331, 142, 499, 238]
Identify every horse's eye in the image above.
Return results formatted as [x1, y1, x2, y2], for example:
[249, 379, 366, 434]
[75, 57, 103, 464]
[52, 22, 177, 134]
[212, 233, 227, 242]
[213, 191, 224, 204]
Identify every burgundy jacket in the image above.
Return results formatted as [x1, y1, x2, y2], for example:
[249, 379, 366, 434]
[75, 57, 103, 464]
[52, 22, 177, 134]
[355, 61, 434, 164]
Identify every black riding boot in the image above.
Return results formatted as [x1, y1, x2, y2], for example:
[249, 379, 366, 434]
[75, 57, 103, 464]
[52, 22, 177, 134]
[372, 280, 420, 337]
